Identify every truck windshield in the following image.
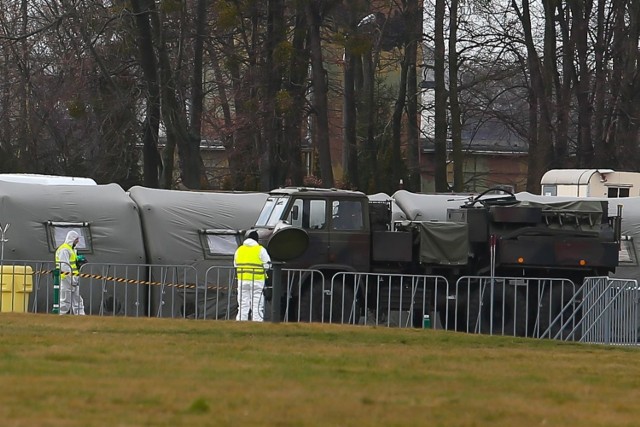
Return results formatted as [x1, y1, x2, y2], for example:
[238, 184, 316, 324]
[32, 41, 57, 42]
[255, 196, 290, 227]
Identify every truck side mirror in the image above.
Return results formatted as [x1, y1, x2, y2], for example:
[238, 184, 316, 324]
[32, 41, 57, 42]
[291, 205, 299, 221]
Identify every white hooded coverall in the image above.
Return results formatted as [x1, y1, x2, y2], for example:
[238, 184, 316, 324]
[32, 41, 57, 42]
[55, 230, 85, 315]
[234, 237, 271, 321]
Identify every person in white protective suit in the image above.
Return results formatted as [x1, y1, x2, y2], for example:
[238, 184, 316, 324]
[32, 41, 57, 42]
[234, 230, 271, 321]
[55, 230, 86, 315]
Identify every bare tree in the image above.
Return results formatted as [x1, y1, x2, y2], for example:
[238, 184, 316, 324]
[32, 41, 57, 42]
[405, 0, 421, 192]
[433, 0, 448, 191]
[131, 0, 163, 188]
[306, 0, 335, 188]
[449, 0, 463, 192]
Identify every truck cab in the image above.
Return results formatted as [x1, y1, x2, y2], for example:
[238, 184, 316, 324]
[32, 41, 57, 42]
[254, 187, 370, 272]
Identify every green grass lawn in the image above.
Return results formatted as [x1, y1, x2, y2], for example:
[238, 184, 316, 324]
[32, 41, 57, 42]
[0, 313, 638, 426]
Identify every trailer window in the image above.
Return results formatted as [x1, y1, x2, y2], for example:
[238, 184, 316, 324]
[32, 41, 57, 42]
[542, 185, 557, 196]
[608, 187, 630, 198]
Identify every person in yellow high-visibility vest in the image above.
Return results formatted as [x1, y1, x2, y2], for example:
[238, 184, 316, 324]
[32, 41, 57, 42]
[55, 230, 85, 315]
[234, 230, 271, 321]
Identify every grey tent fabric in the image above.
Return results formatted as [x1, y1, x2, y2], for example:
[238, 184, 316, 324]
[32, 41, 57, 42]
[392, 190, 471, 221]
[127, 186, 268, 318]
[0, 181, 146, 314]
[128, 186, 268, 265]
[0, 181, 145, 263]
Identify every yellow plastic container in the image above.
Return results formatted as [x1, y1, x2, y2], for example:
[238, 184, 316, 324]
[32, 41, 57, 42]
[1, 266, 34, 312]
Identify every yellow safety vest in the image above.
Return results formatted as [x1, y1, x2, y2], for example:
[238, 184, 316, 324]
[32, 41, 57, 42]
[236, 245, 266, 281]
[55, 243, 79, 279]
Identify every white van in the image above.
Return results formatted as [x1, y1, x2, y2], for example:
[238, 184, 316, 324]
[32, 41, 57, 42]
[541, 169, 640, 198]
[0, 173, 97, 185]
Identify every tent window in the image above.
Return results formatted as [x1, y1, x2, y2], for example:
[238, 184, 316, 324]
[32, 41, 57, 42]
[47, 222, 92, 254]
[200, 230, 241, 258]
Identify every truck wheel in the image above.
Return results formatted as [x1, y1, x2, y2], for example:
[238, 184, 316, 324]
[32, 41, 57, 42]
[467, 283, 528, 336]
[538, 283, 581, 340]
[297, 280, 358, 324]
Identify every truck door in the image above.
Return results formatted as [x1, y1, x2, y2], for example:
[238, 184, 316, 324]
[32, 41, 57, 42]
[329, 199, 370, 271]
[286, 197, 329, 268]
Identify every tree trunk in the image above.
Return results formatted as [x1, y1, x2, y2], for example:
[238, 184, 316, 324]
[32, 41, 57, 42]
[281, 4, 308, 187]
[305, 1, 334, 188]
[343, 45, 358, 189]
[189, 0, 209, 189]
[151, 1, 205, 189]
[569, 0, 594, 168]
[592, 0, 611, 166]
[553, 2, 571, 168]
[362, 49, 379, 192]
[612, 0, 640, 170]
[448, 0, 463, 192]
[434, 0, 448, 192]
[513, 0, 554, 193]
[130, 0, 162, 188]
[405, 0, 421, 192]
[262, 0, 286, 190]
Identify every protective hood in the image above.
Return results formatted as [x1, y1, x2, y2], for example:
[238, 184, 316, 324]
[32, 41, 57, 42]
[65, 230, 79, 245]
[242, 238, 259, 247]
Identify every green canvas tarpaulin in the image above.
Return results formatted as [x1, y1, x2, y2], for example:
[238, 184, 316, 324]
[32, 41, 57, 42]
[417, 221, 469, 265]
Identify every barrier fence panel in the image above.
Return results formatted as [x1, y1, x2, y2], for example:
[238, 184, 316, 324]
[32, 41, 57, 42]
[282, 269, 325, 323]
[435, 276, 577, 338]
[202, 266, 326, 322]
[144, 265, 199, 318]
[4, 261, 640, 345]
[296, 272, 445, 328]
[202, 265, 236, 320]
[77, 263, 152, 317]
[355, 273, 446, 328]
[0, 261, 197, 317]
[50, 262, 196, 317]
[578, 277, 640, 345]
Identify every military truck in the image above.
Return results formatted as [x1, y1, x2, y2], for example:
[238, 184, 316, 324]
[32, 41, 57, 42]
[251, 187, 621, 333]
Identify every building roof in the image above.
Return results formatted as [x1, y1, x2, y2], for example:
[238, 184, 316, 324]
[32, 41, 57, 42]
[422, 117, 528, 155]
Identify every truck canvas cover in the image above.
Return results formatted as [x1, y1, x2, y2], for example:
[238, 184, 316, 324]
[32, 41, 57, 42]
[517, 192, 640, 281]
[514, 197, 605, 232]
[418, 221, 469, 265]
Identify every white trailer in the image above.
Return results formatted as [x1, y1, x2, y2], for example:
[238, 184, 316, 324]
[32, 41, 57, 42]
[541, 169, 640, 198]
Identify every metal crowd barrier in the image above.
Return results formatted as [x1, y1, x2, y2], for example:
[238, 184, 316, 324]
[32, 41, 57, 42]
[572, 277, 640, 345]
[2, 260, 639, 346]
